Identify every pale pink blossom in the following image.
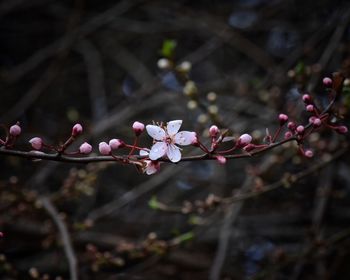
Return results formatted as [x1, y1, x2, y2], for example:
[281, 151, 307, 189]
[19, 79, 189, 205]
[72, 123, 83, 136]
[144, 160, 160, 175]
[146, 120, 197, 163]
[79, 142, 92, 154]
[9, 124, 21, 136]
[29, 137, 43, 150]
[109, 139, 124, 150]
[139, 149, 160, 175]
[99, 142, 111, 155]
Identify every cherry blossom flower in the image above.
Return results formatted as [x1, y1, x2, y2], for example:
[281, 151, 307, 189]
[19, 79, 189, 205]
[139, 149, 160, 175]
[146, 120, 197, 163]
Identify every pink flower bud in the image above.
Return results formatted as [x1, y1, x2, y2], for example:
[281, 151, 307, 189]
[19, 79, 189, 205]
[99, 142, 111, 155]
[109, 139, 124, 150]
[216, 155, 227, 165]
[278, 114, 288, 125]
[296, 125, 305, 135]
[306, 104, 314, 112]
[0, 232, 3, 238]
[238, 133, 252, 147]
[29, 137, 43, 150]
[132, 121, 145, 136]
[79, 142, 92, 154]
[284, 131, 293, 139]
[209, 125, 219, 137]
[304, 150, 314, 158]
[309, 116, 316, 123]
[287, 121, 296, 131]
[322, 77, 332, 87]
[312, 118, 322, 127]
[302, 94, 312, 104]
[9, 124, 21, 136]
[72, 123, 83, 136]
[335, 125, 348, 134]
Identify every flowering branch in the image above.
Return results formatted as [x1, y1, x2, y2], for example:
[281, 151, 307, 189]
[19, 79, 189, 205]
[0, 74, 347, 175]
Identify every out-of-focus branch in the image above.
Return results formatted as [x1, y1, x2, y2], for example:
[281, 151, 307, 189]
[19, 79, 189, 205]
[40, 197, 78, 280]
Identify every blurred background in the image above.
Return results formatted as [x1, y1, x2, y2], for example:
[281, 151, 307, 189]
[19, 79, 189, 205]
[0, 0, 350, 279]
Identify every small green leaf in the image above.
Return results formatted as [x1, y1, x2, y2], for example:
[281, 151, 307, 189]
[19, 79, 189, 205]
[177, 231, 194, 243]
[295, 61, 305, 75]
[160, 39, 177, 58]
[148, 196, 159, 210]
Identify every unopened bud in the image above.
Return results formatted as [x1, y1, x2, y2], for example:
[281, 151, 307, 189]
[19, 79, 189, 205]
[278, 114, 288, 125]
[29, 137, 43, 150]
[296, 125, 305, 135]
[109, 139, 124, 150]
[9, 123, 21, 136]
[238, 133, 252, 147]
[209, 125, 219, 137]
[306, 104, 314, 112]
[304, 150, 314, 158]
[284, 131, 293, 139]
[302, 94, 312, 104]
[216, 155, 226, 165]
[99, 142, 111, 155]
[322, 77, 332, 87]
[287, 121, 296, 131]
[132, 121, 145, 136]
[335, 125, 348, 134]
[79, 142, 92, 154]
[72, 123, 83, 136]
[312, 118, 322, 127]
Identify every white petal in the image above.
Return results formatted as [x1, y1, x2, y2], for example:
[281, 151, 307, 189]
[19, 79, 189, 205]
[146, 125, 166, 141]
[149, 142, 167, 160]
[174, 131, 196, 146]
[139, 149, 149, 156]
[166, 144, 181, 162]
[167, 120, 182, 136]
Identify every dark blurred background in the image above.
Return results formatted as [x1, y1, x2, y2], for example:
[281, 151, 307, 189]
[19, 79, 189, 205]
[0, 0, 350, 279]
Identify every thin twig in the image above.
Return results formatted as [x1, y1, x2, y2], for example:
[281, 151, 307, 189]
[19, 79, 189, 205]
[40, 197, 78, 280]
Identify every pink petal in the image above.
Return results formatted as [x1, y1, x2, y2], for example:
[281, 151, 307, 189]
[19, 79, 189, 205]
[174, 131, 196, 146]
[146, 125, 166, 141]
[145, 161, 160, 175]
[149, 142, 167, 160]
[167, 120, 182, 136]
[166, 144, 181, 163]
